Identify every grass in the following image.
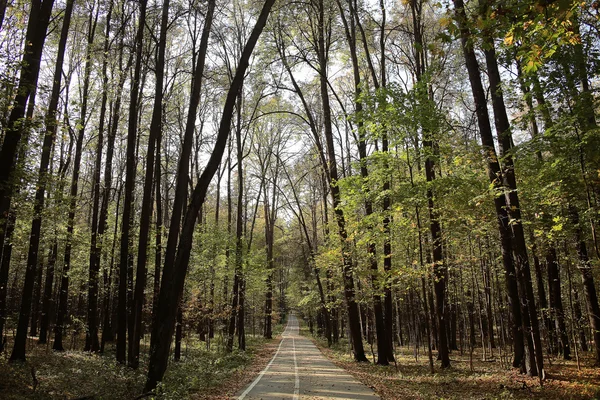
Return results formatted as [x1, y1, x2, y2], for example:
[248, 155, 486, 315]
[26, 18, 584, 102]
[302, 326, 600, 400]
[0, 324, 283, 399]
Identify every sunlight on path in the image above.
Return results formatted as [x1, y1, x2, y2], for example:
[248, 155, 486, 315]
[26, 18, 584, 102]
[237, 315, 379, 399]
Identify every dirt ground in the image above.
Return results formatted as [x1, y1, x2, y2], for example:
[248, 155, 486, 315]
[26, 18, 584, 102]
[312, 337, 600, 400]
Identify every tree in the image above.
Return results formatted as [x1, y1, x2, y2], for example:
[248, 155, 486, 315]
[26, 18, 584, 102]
[53, 3, 99, 353]
[117, 0, 146, 364]
[145, 0, 275, 389]
[86, 0, 112, 354]
[1, 1, 55, 359]
[452, 0, 532, 373]
[129, 0, 170, 369]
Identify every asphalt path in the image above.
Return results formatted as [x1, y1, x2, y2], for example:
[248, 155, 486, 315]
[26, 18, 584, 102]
[237, 315, 379, 399]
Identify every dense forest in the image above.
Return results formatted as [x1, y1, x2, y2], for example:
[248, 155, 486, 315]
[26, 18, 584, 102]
[0, 0, 599, 397]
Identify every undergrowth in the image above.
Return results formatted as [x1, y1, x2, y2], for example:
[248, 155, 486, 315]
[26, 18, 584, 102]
[0, 323, 283, 399]
[302, 325, 600, 400]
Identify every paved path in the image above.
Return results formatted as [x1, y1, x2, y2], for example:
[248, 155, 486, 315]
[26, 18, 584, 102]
[237, 315, 379, 399]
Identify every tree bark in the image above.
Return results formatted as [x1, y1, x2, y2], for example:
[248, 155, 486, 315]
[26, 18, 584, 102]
[336, 0, 390, 365]
[315, 0, 367, 362]
[117, 0, 147, 364]
[86, 0, 112, 353]
[152, 122, 163, 328]
[1, 0, 55, 360]
[0, 0, 55, 268]
[452, 0, 526, 370]
[546, 247, 570, 359]
[263, 192, 274, 339]
[52, 7, 99, 354]
[38, 240, 57, 344]
[483, 38, 543, 376]
[145, 0, 273, 389]
[29, 258, 44, 337]
[99, 19, 131, 353]
[228, 92, 245, 352]
[569, 205, 600, 364]
[130, 0, 170, 368]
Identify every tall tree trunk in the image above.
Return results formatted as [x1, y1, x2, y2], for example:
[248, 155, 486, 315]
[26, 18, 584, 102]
[38, 123, 74, 346]
[229, 93, 245, 352]
[52, 6, 99, 354]
[117, 0, 147, 364]
[482, 257, 495, 349]
[572, 285, 588, 352]
[145, 0, 272, 389]
[152, 126, 163, 327]
[452, 0, 526, 371]
[263, 194, 274, 339]
[99, 22, 130, 352]
[0, 0, 55, 268]
[532, 240, 555, 353]
[410, 0, 449, 367]
[316, 0, 367, 363]
[207, 168, 223, 342]
[102, 181, 123, 351]
[337, 0, 390, 365]
[0, 207, 16, 353]
[130, 0, 170, 368]
[1, 0, 55, 359]
[86, 0, 112, 353]
[483, 37, 543, 376]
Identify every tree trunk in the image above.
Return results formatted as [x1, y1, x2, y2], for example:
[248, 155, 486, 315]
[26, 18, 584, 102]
[531, 240, 555, 354]
[1, 0, 54, 362]
[263, 196, 274, 339]
[229, 92, 245, 352]
[316, 0, 366, 363]
[152, 127, 163, 328]
[130, 0, 169, 368]
[483, 39, 543, 376]
[29, 257, 44, 337]
[569, 205, 600, 364]
[546, 247, 570, 359]
[39, 241, 58, 344]
[174, 305, 182, 361]
[102, 182, 123, 351]
[86, 0, 112, 353]
[117, 0, 147, 364]
[99, 22, 130, 353]
[51, 9, 99, 354]
[453, 0, 529, 371]
[337, 0, 389, 364]
[0, 0, 55, 271]
[145, 0, 272, 388]
[572, 285, 588, 352]
[0, 208, 16, 353]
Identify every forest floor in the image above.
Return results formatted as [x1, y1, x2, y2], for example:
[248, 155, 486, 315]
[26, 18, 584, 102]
[0, 326, 283, 399]
[306, 327, 600, 400]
